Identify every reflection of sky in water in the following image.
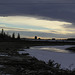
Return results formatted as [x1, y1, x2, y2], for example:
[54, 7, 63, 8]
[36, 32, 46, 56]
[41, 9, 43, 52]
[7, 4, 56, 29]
[31, 47, 71, 53]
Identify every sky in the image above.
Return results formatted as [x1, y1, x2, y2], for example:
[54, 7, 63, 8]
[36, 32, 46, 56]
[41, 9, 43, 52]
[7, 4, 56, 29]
[0, 0, 75, 39]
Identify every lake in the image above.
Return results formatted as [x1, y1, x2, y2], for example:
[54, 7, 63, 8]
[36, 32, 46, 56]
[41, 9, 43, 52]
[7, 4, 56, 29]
[18, 45, 75, 69]
[30, 45, 73, 53]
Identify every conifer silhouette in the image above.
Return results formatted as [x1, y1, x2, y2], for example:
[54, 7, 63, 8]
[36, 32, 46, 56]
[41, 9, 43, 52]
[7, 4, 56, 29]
[12, 33, 15, 39]
[1, 29, 4, 35]
[17, 33, 20, 39]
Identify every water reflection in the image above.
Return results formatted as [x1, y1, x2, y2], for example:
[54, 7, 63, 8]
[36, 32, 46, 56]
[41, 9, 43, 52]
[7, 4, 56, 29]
[40, 47, 69, 53]
[30, 46, 72, 53]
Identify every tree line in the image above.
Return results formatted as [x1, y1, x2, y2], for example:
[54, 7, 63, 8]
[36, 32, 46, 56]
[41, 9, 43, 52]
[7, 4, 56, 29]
[0, 29, 20, 40]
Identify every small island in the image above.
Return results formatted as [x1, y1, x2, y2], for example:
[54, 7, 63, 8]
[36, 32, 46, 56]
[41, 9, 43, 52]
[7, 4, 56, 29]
[66, 47, 75, 52]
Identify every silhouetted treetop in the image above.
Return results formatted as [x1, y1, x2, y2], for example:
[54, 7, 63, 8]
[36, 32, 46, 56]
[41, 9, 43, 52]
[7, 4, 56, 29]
[12, 33, 15, 39]
[1, 29, 4, 35]
[17, 33, 20, 39]
[0, 29, 21, 41]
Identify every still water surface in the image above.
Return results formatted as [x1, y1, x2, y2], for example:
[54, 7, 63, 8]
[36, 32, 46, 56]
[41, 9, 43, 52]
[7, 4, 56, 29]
[30, 45, 75, 53]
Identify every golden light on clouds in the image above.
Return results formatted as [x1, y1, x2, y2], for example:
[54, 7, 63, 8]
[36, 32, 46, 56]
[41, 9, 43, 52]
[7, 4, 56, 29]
[0, 16, 73, 34]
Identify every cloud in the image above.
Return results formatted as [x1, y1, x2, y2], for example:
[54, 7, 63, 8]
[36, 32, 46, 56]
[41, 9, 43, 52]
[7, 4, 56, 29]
[0, 0, 75, 38]
[0, 0, 75, 3]
[0, 26, 75, 39]
[0, 24, 6, 27]
[0, 16, 73, 35]
[0, 1, 75, 24]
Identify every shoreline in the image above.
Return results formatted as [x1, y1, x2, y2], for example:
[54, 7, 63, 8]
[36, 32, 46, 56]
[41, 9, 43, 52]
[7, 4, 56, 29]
[24, 45, 75, 69]
[0, 42, 75, 74]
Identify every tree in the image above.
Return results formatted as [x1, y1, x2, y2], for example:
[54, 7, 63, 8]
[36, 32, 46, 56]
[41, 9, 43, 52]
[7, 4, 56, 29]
[12, 33, 15, 39]
[17, 33, 20, 39]
[1, 29, 4, 35]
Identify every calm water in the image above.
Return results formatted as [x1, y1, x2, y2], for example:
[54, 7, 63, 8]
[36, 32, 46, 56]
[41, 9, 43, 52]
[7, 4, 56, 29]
[30, 45, 75, 53]
[19, 45, 75, 54]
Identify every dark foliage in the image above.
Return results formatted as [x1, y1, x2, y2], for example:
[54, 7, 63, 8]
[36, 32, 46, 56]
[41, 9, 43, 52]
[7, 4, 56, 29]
[0, 29, 21, 41]
[1, 56, 75, 75]
[66, 47, 75, 52]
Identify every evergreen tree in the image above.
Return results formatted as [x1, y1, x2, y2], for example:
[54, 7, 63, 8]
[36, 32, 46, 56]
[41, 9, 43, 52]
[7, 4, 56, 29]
[1, 29, 4, 35]
[17, 33, 20, 39]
